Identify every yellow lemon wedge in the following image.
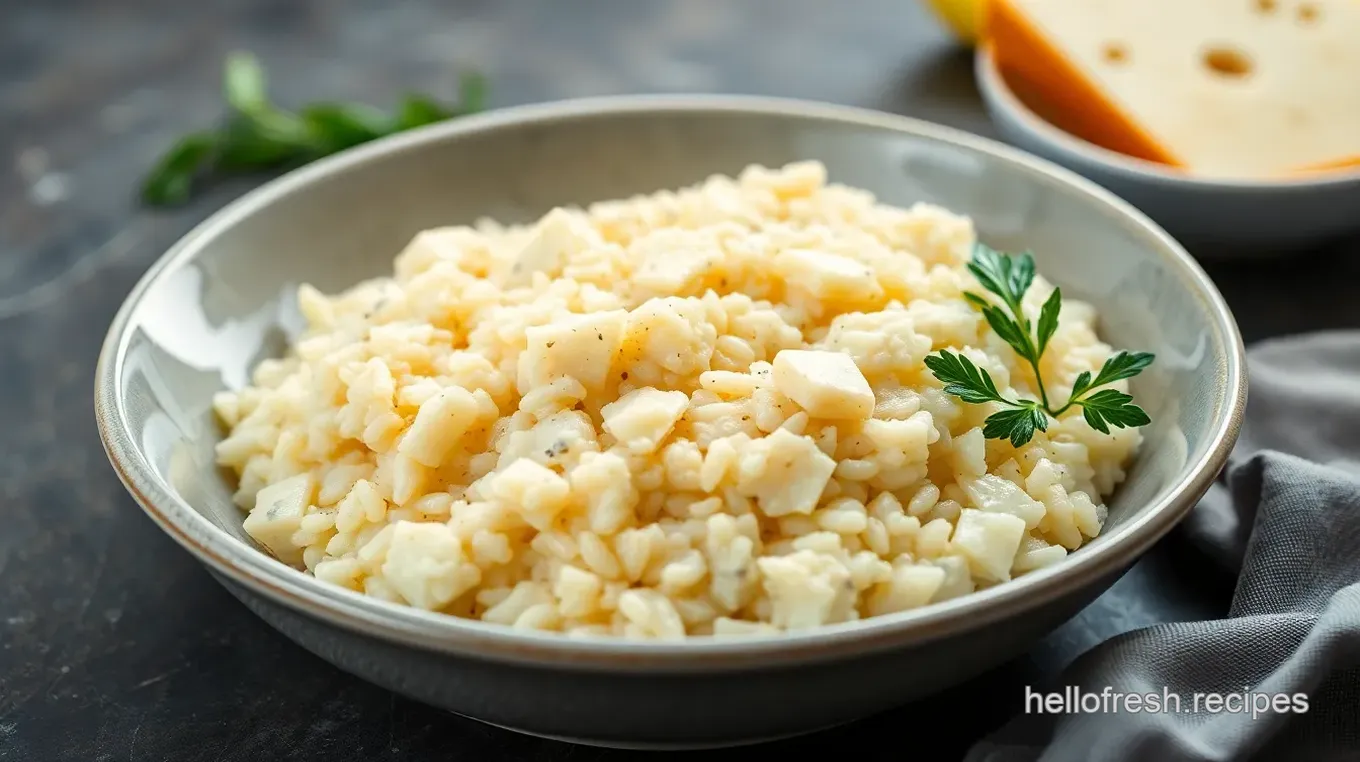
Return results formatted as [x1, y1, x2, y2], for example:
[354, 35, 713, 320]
[923, 0, 984, 45]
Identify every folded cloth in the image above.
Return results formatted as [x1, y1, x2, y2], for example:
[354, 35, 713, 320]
[966, 331, 1360, 762]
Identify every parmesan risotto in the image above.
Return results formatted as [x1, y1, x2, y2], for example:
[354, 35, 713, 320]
[213, 161, 1143, 639]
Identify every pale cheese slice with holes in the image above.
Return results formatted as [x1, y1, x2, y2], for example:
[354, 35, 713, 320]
[989, 0, 1360, 178]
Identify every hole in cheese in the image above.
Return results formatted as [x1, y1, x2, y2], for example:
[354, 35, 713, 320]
[1101, 42, 1129, 64]
[1254, 0, 1278, 13]
[1203, 46, 1254, 78]
[1297, 3, 1321, 23]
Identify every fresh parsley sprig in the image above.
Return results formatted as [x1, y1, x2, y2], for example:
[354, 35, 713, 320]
[140, 51, 488, 206]
[924, 242, 1154, 447]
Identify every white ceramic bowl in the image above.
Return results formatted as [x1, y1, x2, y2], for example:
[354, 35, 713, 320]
[975, 45, 1360, 255]
[95, 95, 1246, 748]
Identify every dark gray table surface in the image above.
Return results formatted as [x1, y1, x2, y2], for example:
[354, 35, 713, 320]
[2, 1, 1357, 760]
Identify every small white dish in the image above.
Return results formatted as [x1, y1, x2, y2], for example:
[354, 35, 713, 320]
[975, 45, 1360, 255]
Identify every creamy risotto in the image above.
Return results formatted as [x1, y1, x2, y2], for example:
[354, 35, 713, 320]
[213, 161, 1143, 639]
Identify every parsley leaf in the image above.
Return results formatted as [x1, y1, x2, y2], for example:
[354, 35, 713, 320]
[924, 349, 1048, 446]
[1006, 251, 1036, 307]
[139, 133, 217, 206]
[224, 51, 269, 115]
[300, 102, 389, 154]
[923, 350, 1007, 404]
[456, 70, 488, 114]
[983, 404, 1049, 448]
[214, 111, 308, 170]
[395, 94, 453, 130]
[140, 51, 488, 207]
[1068, 351, 1155, 401]
[962, 291, 991, 310]
[1036, 287, 1062, 357]
[962, 242, 1049, 405]
[1069, 370, 1094, 399]
[1089, 350, 1156, 389]
[979, 304, 1031, 360]
[968, 242, 1026, 312]
[1078, 389, 1152, 434]
[924, 242, 1156, 446]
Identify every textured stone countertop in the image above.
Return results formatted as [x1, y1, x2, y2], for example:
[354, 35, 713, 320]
[3, 1, 1358, 760]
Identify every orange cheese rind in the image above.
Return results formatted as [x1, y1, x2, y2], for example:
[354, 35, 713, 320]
[986, 0, 1184, 168]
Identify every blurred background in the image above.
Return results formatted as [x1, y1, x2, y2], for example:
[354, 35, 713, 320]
[1, 1, 1356, 760]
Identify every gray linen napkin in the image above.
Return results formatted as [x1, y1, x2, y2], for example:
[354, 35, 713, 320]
[966, 331, 1360, 762]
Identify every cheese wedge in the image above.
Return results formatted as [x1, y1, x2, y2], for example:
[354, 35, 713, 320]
[987, 0, 1360, 178]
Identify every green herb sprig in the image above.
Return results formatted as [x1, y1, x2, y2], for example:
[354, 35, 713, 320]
[140, 51, 488, 206]
[924, 242, 1154, 447]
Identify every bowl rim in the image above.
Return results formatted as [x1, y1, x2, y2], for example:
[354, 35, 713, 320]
[95, 92, 1247, 671]
[973, 44, 1360, 192]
